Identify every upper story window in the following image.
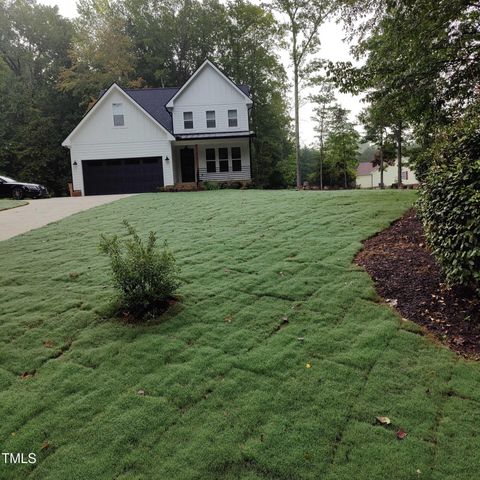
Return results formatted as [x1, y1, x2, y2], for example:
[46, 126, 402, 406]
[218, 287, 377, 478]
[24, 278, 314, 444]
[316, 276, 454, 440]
[112, 103, 124, 126]
[228, 109, 238, 127]
[183, 111, 193, 129]
[206, 110, 216, 128]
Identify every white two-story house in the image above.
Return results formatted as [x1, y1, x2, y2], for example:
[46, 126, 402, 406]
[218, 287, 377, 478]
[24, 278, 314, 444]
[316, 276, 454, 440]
[62, 60, 254, 195]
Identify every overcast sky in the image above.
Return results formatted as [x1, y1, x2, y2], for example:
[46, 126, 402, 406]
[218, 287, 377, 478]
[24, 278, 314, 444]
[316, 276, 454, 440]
[38, 0, 364, 145]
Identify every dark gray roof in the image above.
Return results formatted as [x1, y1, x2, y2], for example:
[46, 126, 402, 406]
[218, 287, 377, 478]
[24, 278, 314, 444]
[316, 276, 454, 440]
[123, 87, 179, 133]
[100, 84, 251, 134]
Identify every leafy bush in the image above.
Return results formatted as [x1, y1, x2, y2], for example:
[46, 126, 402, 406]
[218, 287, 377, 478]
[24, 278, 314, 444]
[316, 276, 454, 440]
[418, 106, 480, 292]
[203, 181, 219, 190]
[99, 221, 181, 318]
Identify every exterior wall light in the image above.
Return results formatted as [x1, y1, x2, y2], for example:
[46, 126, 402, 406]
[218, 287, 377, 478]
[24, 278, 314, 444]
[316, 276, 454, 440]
[73, 161, 78, 166]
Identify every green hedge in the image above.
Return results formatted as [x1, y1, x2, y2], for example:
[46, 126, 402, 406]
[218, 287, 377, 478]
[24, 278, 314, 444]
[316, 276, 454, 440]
[418, 107, 480, 292]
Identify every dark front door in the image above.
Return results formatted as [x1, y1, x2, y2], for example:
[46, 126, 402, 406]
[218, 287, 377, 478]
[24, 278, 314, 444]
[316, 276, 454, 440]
[82, 157, 164, 195]
[180, 148, 195, 182]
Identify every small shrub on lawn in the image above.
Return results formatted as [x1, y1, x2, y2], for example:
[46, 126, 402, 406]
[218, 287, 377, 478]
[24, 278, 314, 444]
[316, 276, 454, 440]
[418, 105, 480, 293]
[99, 221, 181, 319]
[203, 181, 219, 190]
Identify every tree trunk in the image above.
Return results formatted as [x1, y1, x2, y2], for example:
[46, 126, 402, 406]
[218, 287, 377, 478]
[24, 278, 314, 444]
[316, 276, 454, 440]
[379, 127, 384, 189]
[294, 62, 301, 189]
[319, 143, 324, 190]
[291, 26, 301, 190]
[319, 117, 324, 190]
[396, 121, 403, 188]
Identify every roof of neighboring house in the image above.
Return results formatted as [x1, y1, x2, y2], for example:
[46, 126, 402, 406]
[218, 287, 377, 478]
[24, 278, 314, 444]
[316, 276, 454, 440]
[357, 162, 379, 176]
[97, 84, 251, 134]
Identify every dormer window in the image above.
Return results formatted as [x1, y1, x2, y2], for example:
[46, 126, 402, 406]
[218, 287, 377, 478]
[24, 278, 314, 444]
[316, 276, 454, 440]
[112, 103, 124, 126]
[228, 109, 238, 127]
[206, 110, 216, 128]
[184, 111, 193, 129]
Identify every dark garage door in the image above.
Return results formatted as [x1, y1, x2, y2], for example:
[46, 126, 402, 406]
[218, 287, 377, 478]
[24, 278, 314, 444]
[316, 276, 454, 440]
[82, 157, 164, 195]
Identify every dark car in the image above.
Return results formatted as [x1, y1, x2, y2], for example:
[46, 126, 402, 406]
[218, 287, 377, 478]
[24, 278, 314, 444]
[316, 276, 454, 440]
[0, 175, 48, 200]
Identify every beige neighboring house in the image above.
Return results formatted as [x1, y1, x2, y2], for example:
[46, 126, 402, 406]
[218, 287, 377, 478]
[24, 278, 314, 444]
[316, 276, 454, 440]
[356, 158, 419, 189]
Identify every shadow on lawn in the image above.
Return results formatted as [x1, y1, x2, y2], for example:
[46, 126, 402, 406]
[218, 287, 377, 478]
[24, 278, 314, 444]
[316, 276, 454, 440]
[99, 295, 183, 326]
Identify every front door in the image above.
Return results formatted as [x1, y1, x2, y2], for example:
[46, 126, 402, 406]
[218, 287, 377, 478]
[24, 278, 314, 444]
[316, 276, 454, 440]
[180, 148, 195, 182]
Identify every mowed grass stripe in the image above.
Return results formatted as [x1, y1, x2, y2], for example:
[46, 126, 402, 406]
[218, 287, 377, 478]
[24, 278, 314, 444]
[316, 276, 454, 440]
[0, 190, 479, 479]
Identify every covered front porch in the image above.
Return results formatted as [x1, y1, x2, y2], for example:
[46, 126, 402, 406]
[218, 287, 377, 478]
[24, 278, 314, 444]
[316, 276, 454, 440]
[172, 137, 252, 189]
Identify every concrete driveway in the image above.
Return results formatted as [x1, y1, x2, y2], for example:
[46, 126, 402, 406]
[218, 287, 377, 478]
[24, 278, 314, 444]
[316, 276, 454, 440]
[0, 195, 133, 241]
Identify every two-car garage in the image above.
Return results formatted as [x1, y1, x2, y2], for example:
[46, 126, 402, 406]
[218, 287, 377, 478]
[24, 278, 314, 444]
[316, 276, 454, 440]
[63, 83, 176, 196]
[82, 157, 164, 195]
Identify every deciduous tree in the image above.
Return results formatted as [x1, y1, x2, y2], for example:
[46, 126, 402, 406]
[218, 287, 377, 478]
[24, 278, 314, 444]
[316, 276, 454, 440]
[270, 0, 333, 188]
[310, 78, 337, 189]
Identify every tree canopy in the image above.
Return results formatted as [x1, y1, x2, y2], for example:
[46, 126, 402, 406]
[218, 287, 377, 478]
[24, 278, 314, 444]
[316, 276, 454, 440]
[0, 0, 294, 194]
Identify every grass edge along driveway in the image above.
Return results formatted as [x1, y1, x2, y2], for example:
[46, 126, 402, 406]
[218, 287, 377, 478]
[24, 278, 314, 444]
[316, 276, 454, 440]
[0, 199, 28, 211]
[0, 190, 479, 480]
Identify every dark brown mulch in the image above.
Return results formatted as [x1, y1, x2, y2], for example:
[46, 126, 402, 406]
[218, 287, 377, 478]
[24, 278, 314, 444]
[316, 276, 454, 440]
[355, 209, 480, 359]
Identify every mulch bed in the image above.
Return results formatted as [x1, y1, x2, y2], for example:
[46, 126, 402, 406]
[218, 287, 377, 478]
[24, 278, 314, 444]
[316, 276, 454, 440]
[355, 209, 480, 359]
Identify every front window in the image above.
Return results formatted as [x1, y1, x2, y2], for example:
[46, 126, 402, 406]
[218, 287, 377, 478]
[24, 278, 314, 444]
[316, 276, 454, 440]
[183, 111, 193, 129]
[206, 148, 216, 172]
[232, 147, 242, 171]
[218, 148, 229, 172]
[112, 103, 124, 126]
[206, 110, 216, 128]
[228, 109, 238, 127]
[401, 171, 409, 180]
[219, 160, 229, 172]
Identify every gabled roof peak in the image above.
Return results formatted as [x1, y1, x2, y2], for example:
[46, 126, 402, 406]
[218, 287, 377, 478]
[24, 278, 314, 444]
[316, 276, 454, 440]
[62, 83, 175, 146]
[166, 59, 252, 109]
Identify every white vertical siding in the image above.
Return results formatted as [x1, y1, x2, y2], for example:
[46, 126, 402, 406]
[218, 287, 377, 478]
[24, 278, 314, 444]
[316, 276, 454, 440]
[172, 104, 250, 135]
[170, 63, 250, 135]
[67, 89, 174, 193]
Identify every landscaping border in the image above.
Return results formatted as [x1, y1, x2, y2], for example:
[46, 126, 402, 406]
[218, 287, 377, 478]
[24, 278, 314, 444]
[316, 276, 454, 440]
[355, 209, 480, 359]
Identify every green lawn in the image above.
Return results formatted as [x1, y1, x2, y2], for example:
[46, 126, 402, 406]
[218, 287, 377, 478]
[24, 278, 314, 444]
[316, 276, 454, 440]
[0, 199, 28, 211]
[1, 190, 479, 480]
